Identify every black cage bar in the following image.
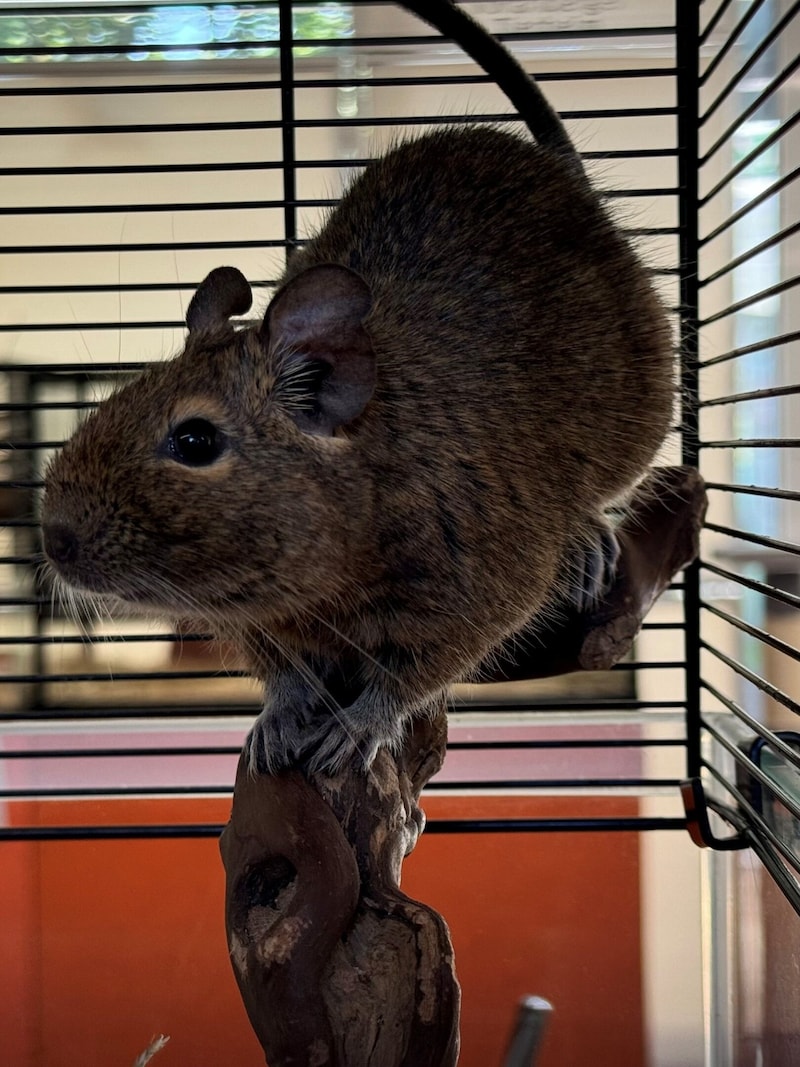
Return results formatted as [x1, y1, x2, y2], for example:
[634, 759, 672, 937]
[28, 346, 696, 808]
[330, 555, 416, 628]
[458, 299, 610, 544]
[0, 0, 798, 938]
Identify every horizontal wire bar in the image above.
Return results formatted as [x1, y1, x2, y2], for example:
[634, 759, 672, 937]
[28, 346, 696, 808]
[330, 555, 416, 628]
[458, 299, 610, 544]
[700, 438, 800, 449]
[5, 704, 261, 719]
[0, 239, 286, 254]
[6, 27, 671, 62]
[0, 239, 666, 266]
[0, 25, 678, 59]
[0, 237, 680, 264]
[701, 220, 800, 288]
[0, 321, 190, 333]
[0, 186, 686, 217]
[0, 785, 235, 799]
[700, 165, 800, 248]
[0, 713, 672, 735]
[0, 118, 282, 136]
[0, 281, 271, 295]
[1, 361, 150, 374]
[701, 718, 800, 825]
[0, 67, 677, 100]
[699, 109, 800, 208]
[701, 639, 800, 720]
[0, 106, 677, 139]
[596, 660, 683, 671]
[0, 187, 681, 218]
[0, 147, 679, 179]
[0, 198, 325, 216]
[0, 42, 282, 60]
[0, 185, 682, 216]
[0, 778, 684, 801]
[699, 329, 800, 368]
[0, 624, 683, 645]
[702, 560, 800, 611]
[2, 699, 686, 723]
[3, 439, 92, 448]
[0, 824, 226, 841]
[0, 633, 213, 646]
[700, 274, 800, 327]
[0, 669, 250, 684]
[420, 698, 679, 714]
[0, 617, 676, 669]
[0, 738, 685, 761]
[699, 2, 799, 132]
[0, 816, 690, 842]
[700, 382, 800, 408]
[0, 747, 240, 760]
[703, 481, 800, 502]
[700, 678, 800, 771]
[0, 646, 656, 671]
[0, 240, 285, 256]
[0, 699, 682, 721]
[0, 160, 283, 177]
[0, 224, 678, 258]
[0, 78, 284, 98]
[704, 520, 800, 557]
[436, 776, 683, 791]
[702, 600, 800, 667]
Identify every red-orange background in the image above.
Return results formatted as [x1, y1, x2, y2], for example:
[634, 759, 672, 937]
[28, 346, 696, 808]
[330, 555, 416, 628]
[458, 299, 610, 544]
[1, 794, 644, 1066]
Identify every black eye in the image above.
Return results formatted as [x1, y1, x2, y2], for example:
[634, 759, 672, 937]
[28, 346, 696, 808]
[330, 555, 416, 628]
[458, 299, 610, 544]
[169, 418, 223, 467]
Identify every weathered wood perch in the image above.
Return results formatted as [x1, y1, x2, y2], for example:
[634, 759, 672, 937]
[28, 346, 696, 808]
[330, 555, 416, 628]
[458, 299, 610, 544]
[219, 465, 707, 1066]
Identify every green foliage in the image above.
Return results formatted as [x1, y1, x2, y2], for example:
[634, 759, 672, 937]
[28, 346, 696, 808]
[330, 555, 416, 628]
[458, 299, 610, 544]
[0, 4, 353, 63]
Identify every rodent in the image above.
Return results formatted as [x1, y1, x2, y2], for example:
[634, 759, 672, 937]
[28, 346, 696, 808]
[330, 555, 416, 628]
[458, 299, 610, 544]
[40, 2, 674, 774]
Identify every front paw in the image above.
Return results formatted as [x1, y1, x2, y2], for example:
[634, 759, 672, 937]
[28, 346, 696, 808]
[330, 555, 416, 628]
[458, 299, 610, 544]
[244, 706, 309, 776]
[244, 689, 409, 778]
[244, 700, 383, 777]
[302, 715, 382, 776]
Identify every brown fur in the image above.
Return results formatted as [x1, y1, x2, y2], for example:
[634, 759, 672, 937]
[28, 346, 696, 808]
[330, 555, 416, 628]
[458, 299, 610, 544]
[42, 126, 673, 771]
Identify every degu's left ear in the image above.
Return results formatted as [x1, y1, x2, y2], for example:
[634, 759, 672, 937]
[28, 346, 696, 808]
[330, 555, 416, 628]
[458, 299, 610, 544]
[263, 263, 376, 436]
[186, 266, 253, 334]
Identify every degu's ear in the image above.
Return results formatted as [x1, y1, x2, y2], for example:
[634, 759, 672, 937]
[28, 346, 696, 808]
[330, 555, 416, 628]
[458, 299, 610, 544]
[186, 266, 253, 334]
[264, 263, 376, 436]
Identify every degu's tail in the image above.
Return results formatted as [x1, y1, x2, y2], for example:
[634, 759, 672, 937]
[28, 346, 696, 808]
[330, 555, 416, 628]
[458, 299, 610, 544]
[398, 0, 585, 177]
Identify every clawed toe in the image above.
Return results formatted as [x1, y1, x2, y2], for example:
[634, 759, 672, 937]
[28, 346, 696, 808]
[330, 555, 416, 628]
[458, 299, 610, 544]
[566, 520, 620, 612]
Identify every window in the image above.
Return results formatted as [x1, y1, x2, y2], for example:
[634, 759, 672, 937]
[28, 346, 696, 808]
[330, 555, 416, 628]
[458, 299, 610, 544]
[0, 1, 353, 64]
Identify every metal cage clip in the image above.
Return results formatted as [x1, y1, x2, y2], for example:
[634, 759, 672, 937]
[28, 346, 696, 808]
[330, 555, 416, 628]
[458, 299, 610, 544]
[680, 777, 748, 851]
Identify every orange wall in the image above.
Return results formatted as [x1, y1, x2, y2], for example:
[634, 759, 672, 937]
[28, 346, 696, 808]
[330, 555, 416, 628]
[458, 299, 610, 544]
[1, 795, 643, 1067]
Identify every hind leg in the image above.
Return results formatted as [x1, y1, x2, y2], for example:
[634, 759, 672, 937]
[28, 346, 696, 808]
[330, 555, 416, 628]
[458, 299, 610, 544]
[562, 514, 620, 612]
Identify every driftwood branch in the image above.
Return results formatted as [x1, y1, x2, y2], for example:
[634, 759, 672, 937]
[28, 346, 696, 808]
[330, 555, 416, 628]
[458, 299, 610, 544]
[219, 465, 707, 1066]
[220, 707, 459, 1067]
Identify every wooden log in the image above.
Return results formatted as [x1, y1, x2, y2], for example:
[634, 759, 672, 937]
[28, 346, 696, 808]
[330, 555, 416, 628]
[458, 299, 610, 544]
[220, 704, 459, 1067]
[219, 465, 707, 1065]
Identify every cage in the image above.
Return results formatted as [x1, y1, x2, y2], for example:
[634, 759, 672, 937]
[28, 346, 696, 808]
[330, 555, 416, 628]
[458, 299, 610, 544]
[0, 1, 798, 1065]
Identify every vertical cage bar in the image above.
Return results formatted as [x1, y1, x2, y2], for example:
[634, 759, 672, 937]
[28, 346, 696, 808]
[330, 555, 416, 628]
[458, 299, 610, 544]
[279, 0, 297, 266]
[676, 0, 703, 778]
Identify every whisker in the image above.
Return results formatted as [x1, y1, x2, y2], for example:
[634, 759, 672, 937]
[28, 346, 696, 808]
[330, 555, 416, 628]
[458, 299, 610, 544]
[304, 607, 401, 684]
